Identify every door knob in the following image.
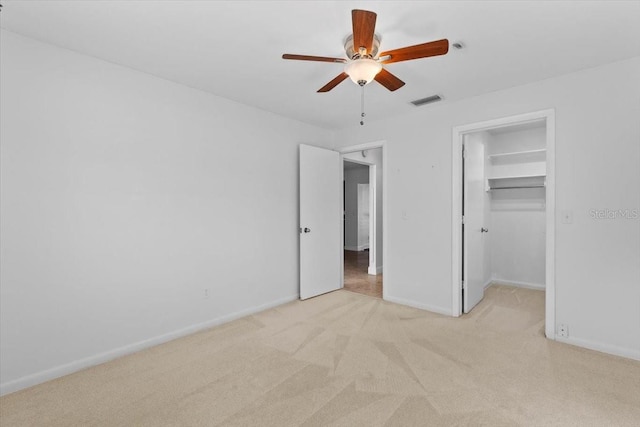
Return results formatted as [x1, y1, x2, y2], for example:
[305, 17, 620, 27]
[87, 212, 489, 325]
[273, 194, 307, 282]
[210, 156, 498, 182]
[481, 228, 489, 233]
[304, 227, 311, 233]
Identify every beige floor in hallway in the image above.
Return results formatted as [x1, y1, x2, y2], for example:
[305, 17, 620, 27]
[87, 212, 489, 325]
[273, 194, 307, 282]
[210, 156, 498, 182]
[343, 250, 382, 298]
[2, 285, 640, 426]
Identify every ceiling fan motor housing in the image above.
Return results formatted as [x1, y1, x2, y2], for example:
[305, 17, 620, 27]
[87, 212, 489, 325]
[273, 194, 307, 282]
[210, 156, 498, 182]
[345, 34, 381, 59]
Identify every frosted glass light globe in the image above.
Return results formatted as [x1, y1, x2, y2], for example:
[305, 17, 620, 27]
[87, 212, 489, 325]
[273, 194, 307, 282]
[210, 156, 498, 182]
[344, 58, 382, 85]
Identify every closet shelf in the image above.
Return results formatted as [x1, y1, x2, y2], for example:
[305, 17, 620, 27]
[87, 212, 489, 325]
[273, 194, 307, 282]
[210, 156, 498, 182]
[488, 173, 546, 180]
[488, 148, 546, 160]
[489, 185, 545, 190]
[486, 175, 546, 191]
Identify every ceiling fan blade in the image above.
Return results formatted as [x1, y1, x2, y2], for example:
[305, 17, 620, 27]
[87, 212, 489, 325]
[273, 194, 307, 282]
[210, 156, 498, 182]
[374, 68, 405, 91]
[380, 39, 449, 64]
[318, 73, 349, 92]
[352, 9, 377, 55]
[282, 54, 347, 63]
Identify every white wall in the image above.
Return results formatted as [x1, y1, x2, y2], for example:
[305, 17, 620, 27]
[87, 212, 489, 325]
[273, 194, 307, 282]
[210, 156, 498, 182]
[487, 127, 546, 288]
[0, 30, 333, 394]
[488, 127, 546, 153]
[334, 57, 640, 359]
[343, 163, 369, 250]
[343, 148, 383, 272]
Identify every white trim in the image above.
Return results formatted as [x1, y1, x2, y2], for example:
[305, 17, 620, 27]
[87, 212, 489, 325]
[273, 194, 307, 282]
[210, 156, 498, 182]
[453, 113, 547, 134]
[340, 140, 387, 300]
[368, 265, 383, 275]
[490, 279, 545, 291]
[368, 165, 376, 276]
[385, 295, 450, 316]
[544, 111, 556, 340]
[344, 245, 369, 251]
[343, 157, 374, 167]
[451, 109, 556, 337]
[338, 141, 386, 155]
[339, 155, 345, 290]
[483, 278, 494, 290]
[555, 336, 640, 361]
[0, 294, 298, 396]
[452, 127, 463, 317]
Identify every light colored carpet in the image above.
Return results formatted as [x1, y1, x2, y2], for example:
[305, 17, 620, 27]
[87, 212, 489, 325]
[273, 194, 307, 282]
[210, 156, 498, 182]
[1, 285, 639, 426]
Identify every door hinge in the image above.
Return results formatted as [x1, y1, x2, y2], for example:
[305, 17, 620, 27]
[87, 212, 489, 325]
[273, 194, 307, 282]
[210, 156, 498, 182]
[462, 215, 465, 224]
[462, 280, 466, 290]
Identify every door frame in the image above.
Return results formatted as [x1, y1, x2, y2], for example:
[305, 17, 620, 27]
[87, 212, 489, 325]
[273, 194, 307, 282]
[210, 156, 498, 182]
[451, 109, 556, 339]
[339, 141, 387, 299]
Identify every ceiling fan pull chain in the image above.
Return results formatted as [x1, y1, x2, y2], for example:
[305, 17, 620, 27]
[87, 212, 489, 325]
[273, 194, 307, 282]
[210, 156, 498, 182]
[360, 84, 365, 126]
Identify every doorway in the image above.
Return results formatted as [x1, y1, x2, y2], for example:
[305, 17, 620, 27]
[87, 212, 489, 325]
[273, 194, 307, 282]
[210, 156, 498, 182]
[452, 109, 556, 339]
[340, 144, 385, 299]
[298, 141, 386, 302]
[342, 158, 381, 298]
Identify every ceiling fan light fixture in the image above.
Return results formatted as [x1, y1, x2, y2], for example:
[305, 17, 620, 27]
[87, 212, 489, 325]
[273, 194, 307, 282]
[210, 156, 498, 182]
[344, 58, 382, 86]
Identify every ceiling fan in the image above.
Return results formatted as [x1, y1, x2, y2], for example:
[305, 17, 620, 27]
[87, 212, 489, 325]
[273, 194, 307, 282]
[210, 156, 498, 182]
[282, 9, 449, 93]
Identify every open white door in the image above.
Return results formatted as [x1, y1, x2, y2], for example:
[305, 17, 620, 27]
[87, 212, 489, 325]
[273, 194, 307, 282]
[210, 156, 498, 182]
[299, 144, 341, 300]
[463, 135, 487, 313]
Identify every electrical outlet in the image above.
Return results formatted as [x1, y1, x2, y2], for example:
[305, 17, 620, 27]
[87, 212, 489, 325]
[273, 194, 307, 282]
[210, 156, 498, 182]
[558, 324, 569, 338]
[204, 288, 209, 299]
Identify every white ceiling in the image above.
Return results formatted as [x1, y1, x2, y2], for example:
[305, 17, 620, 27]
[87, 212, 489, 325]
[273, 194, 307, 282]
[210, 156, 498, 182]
[2, 1, 639, 129]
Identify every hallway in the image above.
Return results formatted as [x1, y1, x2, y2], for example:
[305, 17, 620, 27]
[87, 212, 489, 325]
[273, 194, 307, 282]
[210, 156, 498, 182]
[343, 250, 382, 298]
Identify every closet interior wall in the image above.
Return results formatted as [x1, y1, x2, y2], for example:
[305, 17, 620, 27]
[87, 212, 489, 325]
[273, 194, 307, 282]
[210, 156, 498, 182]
[486, 125, 547, 290]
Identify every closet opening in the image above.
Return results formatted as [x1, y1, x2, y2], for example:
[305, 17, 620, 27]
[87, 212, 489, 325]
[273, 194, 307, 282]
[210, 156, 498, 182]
[452, 110, 556, 339]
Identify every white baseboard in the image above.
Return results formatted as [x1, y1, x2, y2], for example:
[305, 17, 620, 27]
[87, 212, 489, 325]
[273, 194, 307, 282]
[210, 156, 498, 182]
[0, 294, 299, 397]
[554, 335, 640, 361]
[344, 245, 368, 251]
[483, 278, 493, 289]
[368, 265, 383, 275]
[385, 295, 451, 317]
[490, 279, 545, 291]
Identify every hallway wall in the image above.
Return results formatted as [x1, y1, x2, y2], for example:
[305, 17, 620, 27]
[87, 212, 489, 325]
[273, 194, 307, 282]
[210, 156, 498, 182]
[343, 163, 369, 250]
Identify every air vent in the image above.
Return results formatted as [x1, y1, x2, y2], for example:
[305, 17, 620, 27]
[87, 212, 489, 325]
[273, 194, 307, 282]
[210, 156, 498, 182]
[410, 95, 442, 106]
